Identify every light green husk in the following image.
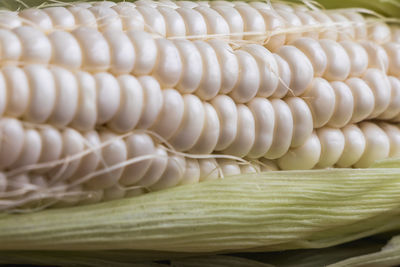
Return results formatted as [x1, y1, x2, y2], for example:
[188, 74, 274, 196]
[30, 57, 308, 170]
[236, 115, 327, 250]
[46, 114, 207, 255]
[1, 164, 400, 253]
[1, 0, 400, 18]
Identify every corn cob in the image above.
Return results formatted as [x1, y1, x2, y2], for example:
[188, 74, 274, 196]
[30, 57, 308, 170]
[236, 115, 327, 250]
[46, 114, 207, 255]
[0, 0, 399, 211]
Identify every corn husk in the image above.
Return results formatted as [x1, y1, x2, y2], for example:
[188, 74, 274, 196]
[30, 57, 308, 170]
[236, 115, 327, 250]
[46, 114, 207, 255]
[1, 164, 400, 253]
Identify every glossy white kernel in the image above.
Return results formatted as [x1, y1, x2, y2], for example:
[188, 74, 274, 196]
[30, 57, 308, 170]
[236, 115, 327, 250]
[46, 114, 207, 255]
[340, 41, 368, 77]
[290, 37, 327, 77]
[49, 67, 79, 127]
[360, 41, 389, 73]
[218, 159, 241, 176]
[194, 41, 221, 100]
[308, 10, 337, 40]
[264, 99, 293, 159]
[229, 50, 260, 103]
[286, 97, 313, 148]
[368, 22, 391, 44]
[316, 127, 345, 168]
[0, 29, 21, 62]
[94, 73, 120, 125]
[329, 13, 355, 41]
[112, 4, 145, 31]
[174, 39, 203, 93]
[277, 10, 302, 43]
[153, 38, 182, 88]
[127, 30, 158, 75]
[319, 39, 350, 81]
[212, 95, 238, 151]
[24, 65, 56, 123]
[89, 6, 123, 32]
[176, 7, 207, 38]
[242, 44, 279, 97]
[2, 66, 29, 117]
[302, 78, 336, 128]
[195, 6, 230, 36]
[213, 5, 244, 39]
[14, 26, 52, 64]
[71, 71, 97, 131]
[180, 158, 201, 185]
[272, 53, 291, 98]
[277, 132, 321, 170]
[87, 131, 127, 189]
[68, 6, 98, 28]
[107, 75, 144, 133]
[168, 94, 205, 151]
[247, 98, 275, 158]
[223, 104, 255, 157]
[190, 102, 220, 154]
[379, 77, 400, 120]
[150, 89, 184, 140]
[384, 42, 400, 76]
[38, 126, 63, 167]
[277, 45, 313, 96]
[362, 69, 391, 118]
[103, 30, 135, 75]
[295, 10, 319, 39]
[119, 133, 155, 186]
[235, 5, 266, 41]
[345, 77, 375, 123]
[10, 129, 42, 169]
[136, 76, 163, 129]
[240, 163, 260, 174]
[208, 39, 239, 94]
[72, 27, 110, 72]
[49, 31, 82, 69]
[157, 6, 186, 37]
[259, 158, 279, 171]
[199, 158, 220, 181]
[53, 128, 84, 180]
[354, 122, 390, 168]
[0, 119, 24, 168]
[380, 123, 400, 158]
[136, 5, 166, 36]
[150, 155, 185, 190]
[137, 145, 168, 187]
[257, 9, 286, 52]
[341, 11, 367, 40]
[19, 9, 53, 31]
[44, 7, 75, 30]
[328, 81, 354, 128]
[0, 11, 21, 29]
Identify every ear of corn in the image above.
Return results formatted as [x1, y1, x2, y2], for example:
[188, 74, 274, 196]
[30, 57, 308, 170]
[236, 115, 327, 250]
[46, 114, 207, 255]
[0, 0, 399, 210]
[1, 0, 400, 265]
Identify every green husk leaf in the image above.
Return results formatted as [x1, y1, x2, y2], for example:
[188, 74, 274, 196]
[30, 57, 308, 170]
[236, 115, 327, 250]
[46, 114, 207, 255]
[328, 234, 400, 267]
[0, 250, 276, 267]
[1, 0, 400, 18]
[1, 165, 400, 253]
[288, 0, 400, 17]
[242, 237, 387, 267]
